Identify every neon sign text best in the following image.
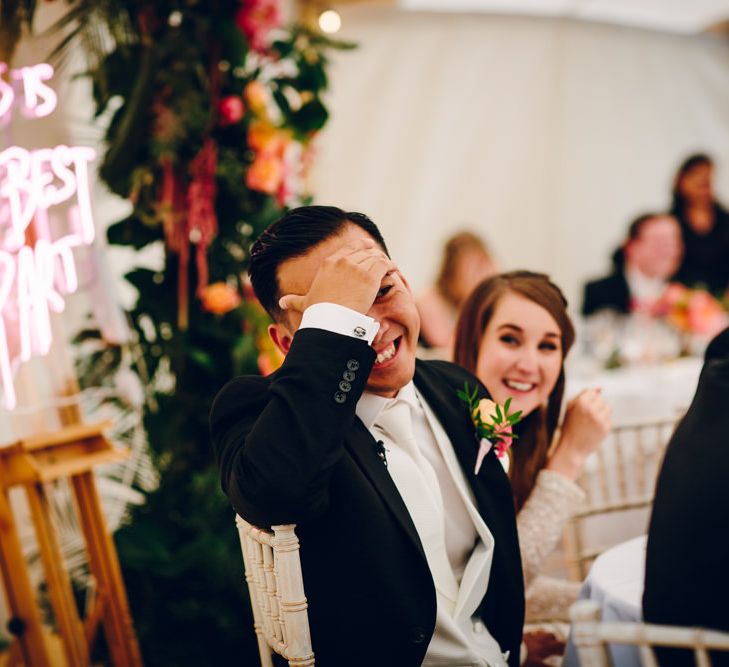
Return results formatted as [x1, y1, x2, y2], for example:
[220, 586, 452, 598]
[0, 63, 96, 409]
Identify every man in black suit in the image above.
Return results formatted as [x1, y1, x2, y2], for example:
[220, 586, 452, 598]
[643, 326, 729, 665]
[210, 206, 524, 666]
[582, 213, 683, 316]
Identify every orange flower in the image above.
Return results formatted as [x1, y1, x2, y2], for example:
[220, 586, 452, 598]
[248, 120, 290, 155]
[244, 81, 270, 118]
[199, 282, 241, 315]
[246, 152, 283, 194]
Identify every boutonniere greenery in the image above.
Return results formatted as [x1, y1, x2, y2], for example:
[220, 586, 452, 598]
[458, 383, 523, 474]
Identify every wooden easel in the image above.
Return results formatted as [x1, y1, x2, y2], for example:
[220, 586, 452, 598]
[0, 422, 143, 666]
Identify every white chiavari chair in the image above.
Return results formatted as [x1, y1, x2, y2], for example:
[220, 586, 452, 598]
[563, 414, 682, 580]
[235, 516, 314, 667]
[570, 599, 729, 666]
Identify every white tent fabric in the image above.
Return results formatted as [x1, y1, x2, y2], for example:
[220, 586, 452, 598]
[311, 7, 729, 312]
[399, 0, 729, 35]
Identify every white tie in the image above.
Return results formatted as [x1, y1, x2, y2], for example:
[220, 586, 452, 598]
[373, 400, 460, 607]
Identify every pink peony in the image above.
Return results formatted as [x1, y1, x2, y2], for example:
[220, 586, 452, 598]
[236, 0, 282, 53]
[219, 95, 245, 125]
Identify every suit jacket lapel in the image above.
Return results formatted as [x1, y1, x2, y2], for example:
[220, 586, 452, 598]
[413, 361, 505, 529]
[344, 417, 428, 563]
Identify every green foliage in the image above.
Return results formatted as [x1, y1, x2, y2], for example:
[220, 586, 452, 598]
[64, 2, 352, 663]
[458, 382, 523, 443]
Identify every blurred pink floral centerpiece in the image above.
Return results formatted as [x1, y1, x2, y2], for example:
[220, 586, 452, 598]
[652, 283, 729, 339]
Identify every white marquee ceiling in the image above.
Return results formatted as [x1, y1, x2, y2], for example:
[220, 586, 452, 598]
[395, 0, 729, 34]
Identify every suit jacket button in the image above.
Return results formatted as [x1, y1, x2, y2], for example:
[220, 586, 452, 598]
[339, 380, 351, 392]
[343, 370, 355, 382]
[409, 626, 426, 644]
[334, 391, 347, 404]
[346, 359, 360, 371]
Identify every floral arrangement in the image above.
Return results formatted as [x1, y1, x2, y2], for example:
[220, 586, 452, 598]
[458, 383, 522, 473]
[652, 283, 729, 338]
[50, 1, 353, 663]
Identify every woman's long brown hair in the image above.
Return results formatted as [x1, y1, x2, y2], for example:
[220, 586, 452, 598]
[454, 271, 575, 511]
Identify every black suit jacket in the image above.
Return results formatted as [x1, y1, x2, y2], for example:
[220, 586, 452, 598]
[210, 328, 524, 667]
[643, 327, 729, 665]
[582, 271, 631, 317]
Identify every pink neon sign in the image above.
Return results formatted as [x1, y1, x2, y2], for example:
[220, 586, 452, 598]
[0, 63, 96, 409]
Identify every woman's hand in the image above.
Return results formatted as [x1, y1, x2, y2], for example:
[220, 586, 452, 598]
[546, 388, 612, 481]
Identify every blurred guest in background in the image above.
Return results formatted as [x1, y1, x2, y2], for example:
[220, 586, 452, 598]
[417, 231, 496, 352]
[643, 326, 729, 666]
[455, 271, 611, 625]
[582, 213, 683, 316]
[670, 153, 729, 296]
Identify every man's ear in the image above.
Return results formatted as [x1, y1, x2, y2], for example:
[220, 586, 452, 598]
[269, 323, 293, 356]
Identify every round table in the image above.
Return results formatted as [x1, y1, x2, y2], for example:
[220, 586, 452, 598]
[566, 357, 702, 425]
[563, 535, 646, 667]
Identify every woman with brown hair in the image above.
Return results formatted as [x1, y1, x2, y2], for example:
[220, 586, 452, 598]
[417, 231, 495, 353]
[454, 270, 611, 622]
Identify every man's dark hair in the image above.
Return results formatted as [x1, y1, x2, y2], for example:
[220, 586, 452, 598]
[611, 212, 672, 270]
[249, 205, 389, 320]
[627, 212, 671, 241]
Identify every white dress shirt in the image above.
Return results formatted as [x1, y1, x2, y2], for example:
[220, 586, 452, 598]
[625, 265, 668, 312]
[300, 303, 509, 666]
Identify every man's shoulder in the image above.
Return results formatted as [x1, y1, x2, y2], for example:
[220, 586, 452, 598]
[585, 271, 626, 292]
[583, 271, 629, 315]
[210, 373, 271, 422]
[415, 358, 484, 392]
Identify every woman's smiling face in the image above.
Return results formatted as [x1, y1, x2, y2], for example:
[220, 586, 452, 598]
[475, 291, 563, 417]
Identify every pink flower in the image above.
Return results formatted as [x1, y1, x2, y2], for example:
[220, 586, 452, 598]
[236, 0, 282, 53]
[493, 423, 513, 457]
[653, 282, 689, 317]
[219, 95, 245, 125]
[686, 290, 729, 336]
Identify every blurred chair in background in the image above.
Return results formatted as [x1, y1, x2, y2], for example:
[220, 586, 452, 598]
[562, 414, 681, 581]
[569, 599, 729, 667]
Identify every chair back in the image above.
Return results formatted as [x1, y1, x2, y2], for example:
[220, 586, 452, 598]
[235, 516, 314, 667]
[563, 415, 681, 579]
[570, 599, 729, 666]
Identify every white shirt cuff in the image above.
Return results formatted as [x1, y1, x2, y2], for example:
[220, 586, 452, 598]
[299, 302, 380, 345]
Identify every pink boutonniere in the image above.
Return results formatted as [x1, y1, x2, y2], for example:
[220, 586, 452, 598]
[458, 383, 522, 474]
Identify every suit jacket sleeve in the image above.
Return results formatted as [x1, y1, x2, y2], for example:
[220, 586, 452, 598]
[210, 328, 375, 526]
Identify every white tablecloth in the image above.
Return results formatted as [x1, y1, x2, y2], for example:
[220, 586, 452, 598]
[564, 535, 647, 667]
[566, 357, 702, 425]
